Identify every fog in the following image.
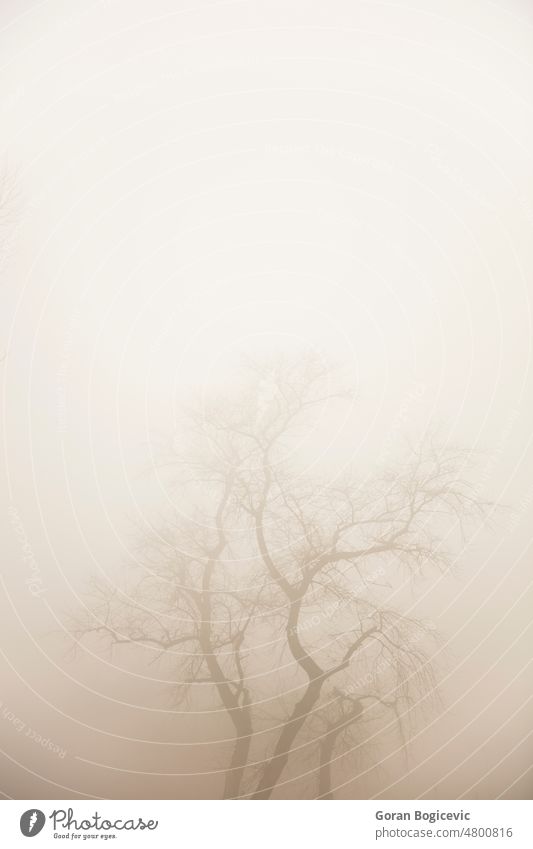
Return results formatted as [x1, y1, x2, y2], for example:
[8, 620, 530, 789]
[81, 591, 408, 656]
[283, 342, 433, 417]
[0, 0, 532, 799]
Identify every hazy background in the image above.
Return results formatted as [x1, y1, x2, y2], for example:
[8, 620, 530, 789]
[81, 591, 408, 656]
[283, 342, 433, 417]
[1, 0, 533, 799]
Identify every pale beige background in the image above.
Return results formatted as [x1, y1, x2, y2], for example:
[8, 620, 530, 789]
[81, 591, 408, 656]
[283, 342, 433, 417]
[0, 0, 532, 798]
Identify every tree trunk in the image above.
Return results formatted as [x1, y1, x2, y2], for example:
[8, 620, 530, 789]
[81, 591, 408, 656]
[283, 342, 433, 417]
[252, 680, 322, 799]
[318, 731, 335, 799]
[317, 701, 364, 800]
[223, 715, 253, 799]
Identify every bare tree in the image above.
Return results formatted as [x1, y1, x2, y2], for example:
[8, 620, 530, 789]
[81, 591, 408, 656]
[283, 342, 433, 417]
[72, 356, 486, 799]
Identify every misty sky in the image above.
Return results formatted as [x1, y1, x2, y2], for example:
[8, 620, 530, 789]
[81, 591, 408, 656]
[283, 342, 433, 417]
[1, 0, 533, 799]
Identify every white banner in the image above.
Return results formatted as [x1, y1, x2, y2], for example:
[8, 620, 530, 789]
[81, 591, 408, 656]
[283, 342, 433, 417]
[0, 800, 532, 849]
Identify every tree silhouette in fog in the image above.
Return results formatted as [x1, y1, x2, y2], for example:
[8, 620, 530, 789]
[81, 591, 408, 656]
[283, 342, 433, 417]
[74, 358, 486, 798]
